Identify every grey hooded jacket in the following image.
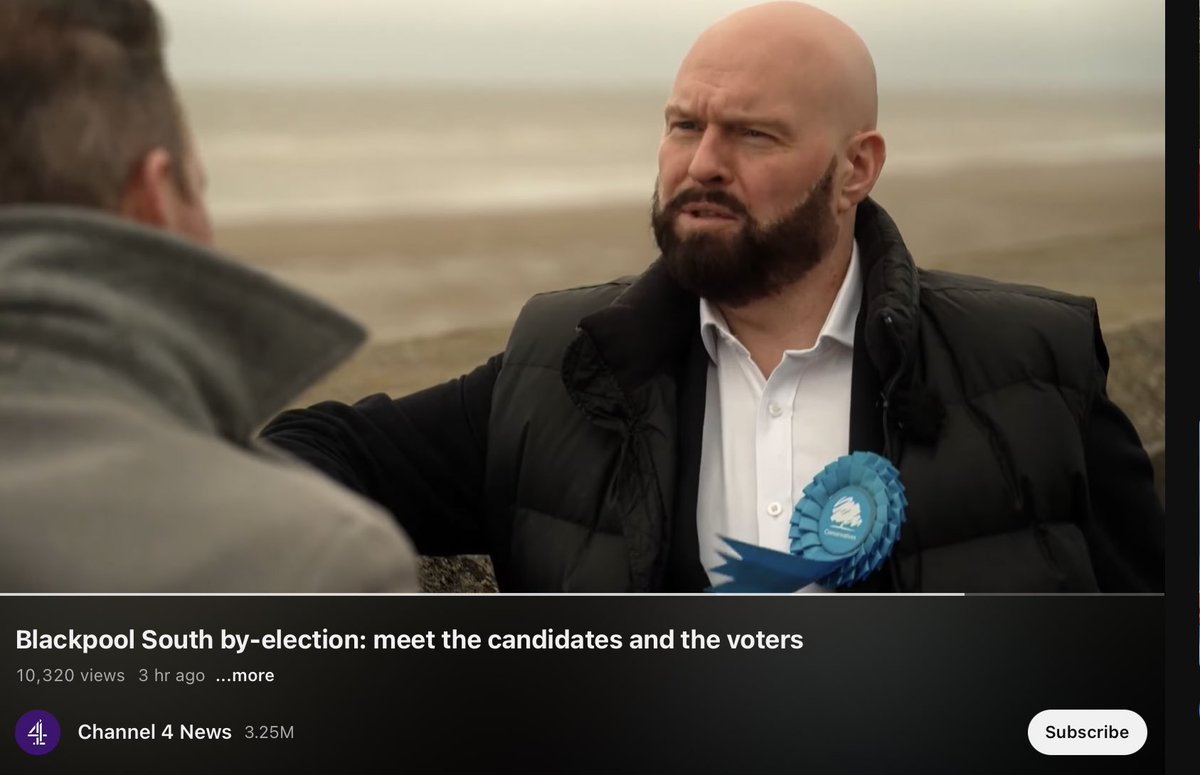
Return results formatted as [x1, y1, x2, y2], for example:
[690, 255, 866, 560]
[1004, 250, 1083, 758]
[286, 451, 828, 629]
[0, 207, 419, 592]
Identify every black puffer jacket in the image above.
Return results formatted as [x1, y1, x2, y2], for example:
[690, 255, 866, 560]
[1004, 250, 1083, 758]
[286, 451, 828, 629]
[262, 198, 1164, 593]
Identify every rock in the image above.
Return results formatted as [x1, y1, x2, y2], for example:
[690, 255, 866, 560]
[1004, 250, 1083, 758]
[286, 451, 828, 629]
[1103, 318, 1165, 506]
[417, 555, 498, 593]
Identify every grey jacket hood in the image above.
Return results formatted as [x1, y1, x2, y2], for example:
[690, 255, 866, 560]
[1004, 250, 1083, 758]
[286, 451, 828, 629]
[0, 206, 419, 592]
[0, 205, 364, 440]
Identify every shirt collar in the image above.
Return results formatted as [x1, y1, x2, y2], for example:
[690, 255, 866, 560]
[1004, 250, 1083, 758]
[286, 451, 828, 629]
[822, 238, 862, 349]
[699, 239, 862, 363]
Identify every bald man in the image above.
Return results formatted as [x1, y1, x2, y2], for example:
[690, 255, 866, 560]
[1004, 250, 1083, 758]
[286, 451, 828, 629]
[262, 2, 1164, 593]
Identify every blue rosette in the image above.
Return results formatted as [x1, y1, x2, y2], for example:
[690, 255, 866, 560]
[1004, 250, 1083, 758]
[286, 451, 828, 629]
[709, 451, 906, 592]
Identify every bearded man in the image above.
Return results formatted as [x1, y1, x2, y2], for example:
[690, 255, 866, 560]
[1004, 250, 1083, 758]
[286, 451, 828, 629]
[261, 2, 1163, 593]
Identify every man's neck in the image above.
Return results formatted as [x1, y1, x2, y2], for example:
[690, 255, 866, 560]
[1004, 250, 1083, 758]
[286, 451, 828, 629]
[716, 231, 855, 378]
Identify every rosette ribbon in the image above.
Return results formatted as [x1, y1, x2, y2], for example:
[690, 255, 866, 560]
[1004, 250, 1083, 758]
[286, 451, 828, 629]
[708, 451, 906, 592]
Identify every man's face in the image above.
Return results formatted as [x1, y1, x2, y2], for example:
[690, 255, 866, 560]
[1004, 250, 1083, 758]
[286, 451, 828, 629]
[652, 157, 837, 307]
[653, 46, 841, 305]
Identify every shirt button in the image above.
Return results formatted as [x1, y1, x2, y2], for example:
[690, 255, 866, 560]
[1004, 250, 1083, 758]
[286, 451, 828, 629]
[767, 403, 783, 418]
[766, 502, 783, 517]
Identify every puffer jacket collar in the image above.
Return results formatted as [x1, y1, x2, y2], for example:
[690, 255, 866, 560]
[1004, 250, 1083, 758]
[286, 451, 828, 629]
[563, 197, 922, 414]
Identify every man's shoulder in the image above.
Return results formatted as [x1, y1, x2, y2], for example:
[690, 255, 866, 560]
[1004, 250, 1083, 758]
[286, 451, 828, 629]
[0, 398, 418, 591]
[917, 268, 1096, 314]
[520, 275, 639, 317]
[912, 268, 1103, 385]
[916, 268, 1099, 337]
[502, 275, 640, 365]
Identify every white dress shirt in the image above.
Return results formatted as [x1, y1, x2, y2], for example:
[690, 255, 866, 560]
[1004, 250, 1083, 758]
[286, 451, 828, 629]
[696, 241, 862, 591]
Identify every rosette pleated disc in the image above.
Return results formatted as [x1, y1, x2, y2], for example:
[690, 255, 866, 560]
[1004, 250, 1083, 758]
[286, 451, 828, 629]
[788, 451, 907, 587]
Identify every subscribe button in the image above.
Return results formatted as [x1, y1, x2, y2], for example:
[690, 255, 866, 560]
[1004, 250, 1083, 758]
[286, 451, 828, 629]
[1027, 710, 1147, 755]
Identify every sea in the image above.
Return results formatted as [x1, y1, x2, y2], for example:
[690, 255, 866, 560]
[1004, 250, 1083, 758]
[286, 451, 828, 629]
[179, 84, 1165, 225]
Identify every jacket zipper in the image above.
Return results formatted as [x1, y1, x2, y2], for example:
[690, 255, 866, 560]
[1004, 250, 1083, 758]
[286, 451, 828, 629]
[880, 313, 915, 592]
[879, 314, 906, 461]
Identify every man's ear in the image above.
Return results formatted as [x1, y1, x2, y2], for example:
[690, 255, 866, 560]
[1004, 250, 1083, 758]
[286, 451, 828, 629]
[838, 130, 886, 210]
[118, 148, 177, 230]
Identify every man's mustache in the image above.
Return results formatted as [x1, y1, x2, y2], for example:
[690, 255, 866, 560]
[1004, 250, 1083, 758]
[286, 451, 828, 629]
[661, 189, 750, 219]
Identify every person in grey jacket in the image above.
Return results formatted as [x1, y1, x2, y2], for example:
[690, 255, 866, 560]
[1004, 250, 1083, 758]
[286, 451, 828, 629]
[0, 0, 419, 591]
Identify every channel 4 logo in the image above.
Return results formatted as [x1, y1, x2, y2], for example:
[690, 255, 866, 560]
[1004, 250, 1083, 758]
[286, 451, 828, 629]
[15, 710, 60, 756]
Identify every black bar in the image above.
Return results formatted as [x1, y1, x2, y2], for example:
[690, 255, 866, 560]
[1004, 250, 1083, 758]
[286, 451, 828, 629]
[1, 595, 1163, 773]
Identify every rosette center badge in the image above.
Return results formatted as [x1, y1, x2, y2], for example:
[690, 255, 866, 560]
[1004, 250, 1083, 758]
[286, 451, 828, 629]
[817, 487, 874, 555]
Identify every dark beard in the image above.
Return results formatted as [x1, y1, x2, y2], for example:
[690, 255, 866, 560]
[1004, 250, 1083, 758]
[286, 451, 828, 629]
[651, 157, 839, 307]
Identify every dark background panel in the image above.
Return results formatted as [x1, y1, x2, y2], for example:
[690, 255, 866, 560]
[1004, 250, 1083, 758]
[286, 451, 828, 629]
[1163, 0, 1199, 767]
[1, 596, 1164, 773]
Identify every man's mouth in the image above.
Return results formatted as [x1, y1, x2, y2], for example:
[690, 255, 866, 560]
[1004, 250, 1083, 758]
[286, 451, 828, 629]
[680, 203, 739, 221]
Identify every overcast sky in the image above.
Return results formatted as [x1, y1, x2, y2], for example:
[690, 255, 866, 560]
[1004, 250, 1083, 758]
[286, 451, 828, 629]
[155, 0, 1164, 90]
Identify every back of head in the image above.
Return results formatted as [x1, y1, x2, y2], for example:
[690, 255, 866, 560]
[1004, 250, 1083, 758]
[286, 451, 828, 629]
[0, 0, 189, 210]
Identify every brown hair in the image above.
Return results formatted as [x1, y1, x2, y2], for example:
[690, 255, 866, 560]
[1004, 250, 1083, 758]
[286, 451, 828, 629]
[0, 0, 190, 209]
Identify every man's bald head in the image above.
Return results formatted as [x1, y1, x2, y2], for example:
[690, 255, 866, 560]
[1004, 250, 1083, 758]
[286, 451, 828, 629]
[677, 1, 879, 136]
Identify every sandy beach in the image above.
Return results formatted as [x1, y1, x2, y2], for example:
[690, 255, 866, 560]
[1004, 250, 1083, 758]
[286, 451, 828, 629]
[213, 158, 1163, 437]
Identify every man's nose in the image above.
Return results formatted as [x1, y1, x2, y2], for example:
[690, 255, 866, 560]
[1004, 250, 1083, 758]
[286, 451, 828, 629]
[687, 127, 732, 186]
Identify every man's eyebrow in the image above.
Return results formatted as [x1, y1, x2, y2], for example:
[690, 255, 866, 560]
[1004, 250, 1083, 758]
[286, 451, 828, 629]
[663, 105, 790, 135]
[724, 114, 791, 134]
